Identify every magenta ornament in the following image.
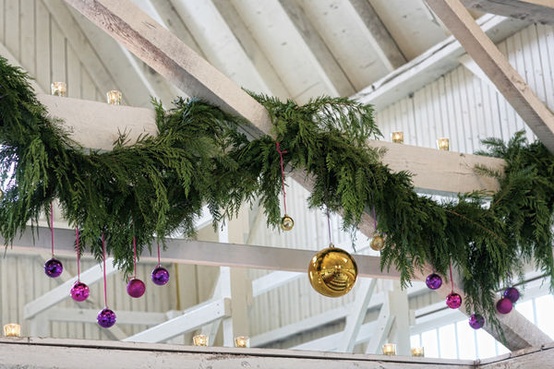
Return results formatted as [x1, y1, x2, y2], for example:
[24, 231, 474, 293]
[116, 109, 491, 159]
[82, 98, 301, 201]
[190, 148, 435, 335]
[469, 313, 485, 329]
[127, 278, 146, 298]
[70, 282, 90, 302]
[425, 273, 443, 290]
[151, 266, 170, 286]
[496, 297, 513, 314]
[44, 258, 63, 278]
[97, 308, 116, 328]
[503, 287, 520, 303]
[446, 292, 462, 309]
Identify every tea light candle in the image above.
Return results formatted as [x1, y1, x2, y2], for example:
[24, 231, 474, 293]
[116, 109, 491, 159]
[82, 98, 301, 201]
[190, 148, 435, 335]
[193, 334, 209, 346]
[106, 90, 122, 105]
[51, 82, 67, 97]
[411, 347, 425, 357]
[437, 137, 450, 151]
[3, 323, 21, 337]
[391, 131, 404, 144]
[234, 335, 250, 348]
[382, 343, 396, 356]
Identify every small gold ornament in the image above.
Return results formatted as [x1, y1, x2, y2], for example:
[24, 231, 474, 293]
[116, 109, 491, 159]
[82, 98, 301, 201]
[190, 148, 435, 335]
[370, 233, 385, 251]
[308, 244, 358, 297]
[280, 214, 294, 231]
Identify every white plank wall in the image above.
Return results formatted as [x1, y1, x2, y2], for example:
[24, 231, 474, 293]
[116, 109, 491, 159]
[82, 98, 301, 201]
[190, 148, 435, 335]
[376, 24, 553, 152]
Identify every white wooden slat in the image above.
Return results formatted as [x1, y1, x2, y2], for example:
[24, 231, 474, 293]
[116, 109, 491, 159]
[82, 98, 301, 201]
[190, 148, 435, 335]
[461, 0, 554, 25]
[0, 0, 4, 44]
[4, 0, 19, 61]
[365, 296, 395, 354]
[34, 0, 52, 93]
[19, 0, 35, 75]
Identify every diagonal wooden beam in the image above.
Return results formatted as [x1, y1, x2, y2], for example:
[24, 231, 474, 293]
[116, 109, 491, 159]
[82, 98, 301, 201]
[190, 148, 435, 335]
[426, 0, 554, 154]
[461, 0, 554, 25]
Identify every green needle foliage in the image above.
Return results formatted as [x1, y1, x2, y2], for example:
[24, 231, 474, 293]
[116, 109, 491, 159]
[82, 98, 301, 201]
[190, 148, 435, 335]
[1, 57, 553, 336]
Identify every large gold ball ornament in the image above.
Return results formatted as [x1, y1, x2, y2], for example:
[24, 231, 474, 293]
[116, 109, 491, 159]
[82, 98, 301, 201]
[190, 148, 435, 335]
[308, 245, 358, 297]
[370, 233, 385, 251]
[280, 214, 294, 231]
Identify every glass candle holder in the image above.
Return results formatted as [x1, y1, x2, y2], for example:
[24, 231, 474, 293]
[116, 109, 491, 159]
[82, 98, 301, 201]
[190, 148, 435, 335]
[411, 347, 425, 357]
[193, 334, 209, 346]
[234, 335, 250, 348]
[51, 82, 67, 97]
[106, 90, 122, 105]
[391, 131, 404, 144]
[382, 343, 396, 356]
[3, 323, 21, 337]
[437, 137, 450, 151]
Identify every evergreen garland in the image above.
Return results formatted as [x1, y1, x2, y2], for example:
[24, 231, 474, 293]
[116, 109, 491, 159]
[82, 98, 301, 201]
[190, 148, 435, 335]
[1, 56, 553, 336]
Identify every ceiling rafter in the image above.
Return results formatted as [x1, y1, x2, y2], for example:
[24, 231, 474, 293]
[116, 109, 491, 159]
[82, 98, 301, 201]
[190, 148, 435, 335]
[461, 0, 554, 25]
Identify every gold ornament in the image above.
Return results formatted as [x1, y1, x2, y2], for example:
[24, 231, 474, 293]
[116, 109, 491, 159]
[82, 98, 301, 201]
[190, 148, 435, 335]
[308, 244, 358, 297]
[370, 233, 385, 251]
[280, 214, 294, 231]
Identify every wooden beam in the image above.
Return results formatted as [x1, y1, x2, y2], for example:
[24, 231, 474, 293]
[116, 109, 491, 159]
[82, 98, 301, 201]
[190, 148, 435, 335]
[8, 226, 400, 280]
[0, 337, 477, 369]
[353, 14, 529, 111]
[480, 342, 554, 368]
[37, 94, 504, 195]
[426, 0, 554, 154]
[461, 0, 554, 25]
[62, 0, 273, 139]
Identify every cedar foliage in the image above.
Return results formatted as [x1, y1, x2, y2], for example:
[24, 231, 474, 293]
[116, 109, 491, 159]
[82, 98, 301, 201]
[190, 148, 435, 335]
[1, 57, 553, 334]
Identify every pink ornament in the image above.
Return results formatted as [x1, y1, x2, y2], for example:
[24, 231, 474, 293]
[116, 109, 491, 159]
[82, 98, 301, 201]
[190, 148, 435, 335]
[503, 287, 520, 303]
[151, 266, 170, 286]
[496, 297, 513, 314]
[425, 273, 443, 290]
[127, 278, 146, 298]
[44, 258, 63, 278]
[70, 282, 90, 302]
[469, 313, 485, 329]
[97, 308, 116, 328]
[446, 292, 462, 309]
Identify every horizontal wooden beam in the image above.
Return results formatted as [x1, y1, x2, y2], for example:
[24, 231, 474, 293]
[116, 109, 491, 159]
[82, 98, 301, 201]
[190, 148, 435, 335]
[461, 0, 554, 25]
[8, 226, 400, 280]
[0, 337, 477, 368]
[38, 94, 503, 195]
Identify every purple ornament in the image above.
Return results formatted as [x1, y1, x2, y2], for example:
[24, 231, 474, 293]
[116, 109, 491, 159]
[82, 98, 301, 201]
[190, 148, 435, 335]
[126, 278, 146, 298]
[70, 282, 90, 302]
[151, 266, 170, 286]
[503, 287, 520, 303]
[469, 313, 485, 329]
[426, 273, 443, 290]
[496, 297, 513, 314]
[97, 308, 116, 328]
[446, 292, 462, 309]
[44, 258, 63, 278]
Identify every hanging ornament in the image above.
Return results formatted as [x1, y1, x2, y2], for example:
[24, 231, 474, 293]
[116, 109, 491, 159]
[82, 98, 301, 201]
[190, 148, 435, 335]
[370, 233, 384, 251]
[98, 232, 116, 328]
[44, 258, 63, 278]
[308, 244, 358, 298]
[280, 214, 294, 231]
[70, 282, 90, 302]
[151, 266, 170, 286]
[70, 228, 90, 302]
[446, 292, 462, 309]
[496, 297, 513, 314]
[445, 263, 461, 309]
[44, 203, 63, 278]
[276, 142, 293, 231]
[503, 286, 520, 303]
[97, 307, 117, 328]
[425, 273, 443, 290]
[151, 243, 170, 286]
[468, 313, 485, 329]
[126, 236, 146, 298]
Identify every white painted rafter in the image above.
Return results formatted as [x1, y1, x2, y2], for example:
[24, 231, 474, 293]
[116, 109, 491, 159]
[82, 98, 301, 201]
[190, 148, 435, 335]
[461, 0, 554, 25]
